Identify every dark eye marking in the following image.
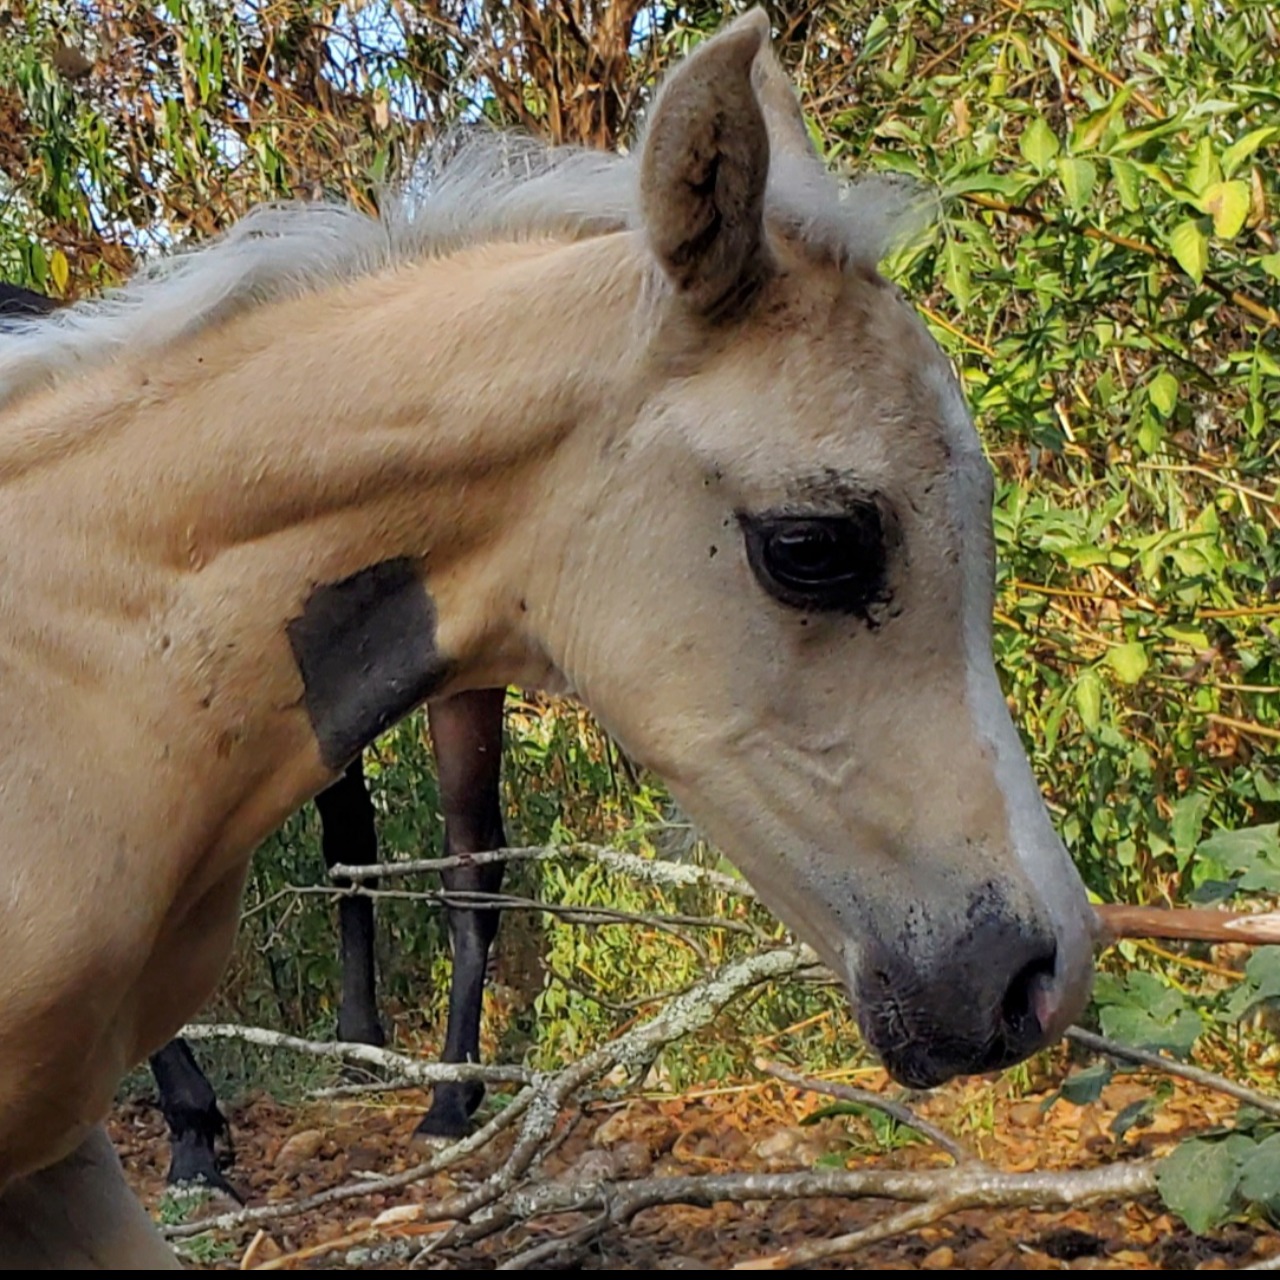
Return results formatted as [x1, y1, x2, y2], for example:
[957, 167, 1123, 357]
[738, 501, 895, 621]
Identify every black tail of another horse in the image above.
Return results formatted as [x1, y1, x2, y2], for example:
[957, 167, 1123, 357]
[0, 283, 57, 318]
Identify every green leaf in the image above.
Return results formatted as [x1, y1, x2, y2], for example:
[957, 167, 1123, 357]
[1163, 624, 1209, 648]
[1148, 369, 1179, 417]
[1056, 156, 1096, 210]
[1171, 793, 1210, 860]
[1095, 972, 1204, 1055]
[1169, 219, 1209, 284]
[1100, 1003, 1203, 1056]
[944, 171, 1030, 197]
[1238, 1134, 1280, 1216]
[1222, 126, 1280, 178]
[1157, 1136, 1250, 1233]
[943, 238, 971, 308]
[1076, 669, 1102, 733]
[1019, 116, 1059, 172]
[1200, 180, 1251, 239]
[1187, 136, 1222, 197]
[1112, 1094, 1156, 1140]
[1227, 948, 1280, 1023]
[1060, 545, 1111, 567]
[1057, 1062, 1112, 1105]
[1109, 157, 1141, 211]
[803, 1101, 925, 1148]
[1106, 642, 1149, 685]
[1194, 825, 1280, 891]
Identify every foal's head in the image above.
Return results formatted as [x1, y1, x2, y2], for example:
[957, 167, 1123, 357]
[536, 11, 1095, 1086]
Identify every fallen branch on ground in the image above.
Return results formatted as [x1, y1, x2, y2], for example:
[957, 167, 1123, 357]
[166, 944, 811, 1247]
[723, 1158, 1159, 1269]
[409, 944, 814, 1264]
[162, 1075, 537, 1241]
[416, 1157, 1160, 1270]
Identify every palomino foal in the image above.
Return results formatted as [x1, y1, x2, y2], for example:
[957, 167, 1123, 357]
[0, 11, 1095, 1265]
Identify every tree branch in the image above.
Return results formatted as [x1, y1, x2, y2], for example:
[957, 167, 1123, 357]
[178, 1022, 535, 1087]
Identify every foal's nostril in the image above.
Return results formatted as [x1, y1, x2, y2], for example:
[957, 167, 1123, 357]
[1000, 947, 1059, 1053]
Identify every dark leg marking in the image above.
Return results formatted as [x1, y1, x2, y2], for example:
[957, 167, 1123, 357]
[287, 558, 451, 770]
[315, 756, 387, 1047]
[149, 1039, 240, 1201]
[417, 688, 508, 1139]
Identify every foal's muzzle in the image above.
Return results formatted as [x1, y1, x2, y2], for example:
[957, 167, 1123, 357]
[851, 909, 1076, 1088]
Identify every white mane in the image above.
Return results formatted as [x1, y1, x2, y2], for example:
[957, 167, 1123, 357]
[0, 130, 921, 412]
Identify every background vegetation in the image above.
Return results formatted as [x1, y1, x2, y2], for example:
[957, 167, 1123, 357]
[2, 0, 1277, 1236]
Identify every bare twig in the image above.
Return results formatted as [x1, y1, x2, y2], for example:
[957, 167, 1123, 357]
[162, 1077, 538, 1240]
[167, 945, 811, 1248]
[329, 841, 757, 900]
[732, 1160, 1157, 1268]
[306, 1078, 419, 1099]
[497, 1212, 608, 1271]
[280, 883, 769, 962]
[755, 1059, 978, 1165]
[1065, 1027, 1280, 1119]
[410, 945, 813, 1264]
[440, 1159, 1159, 1271]
[179, 1023, 535, 1088]
[733, 1199, 950, 1270]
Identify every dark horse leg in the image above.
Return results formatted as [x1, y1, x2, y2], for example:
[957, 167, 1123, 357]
[150, 758, 382, 1189]
[314, 756, 386, 1047]
[416, 688, 508, 1138]
[148, 693, 505, 1170]
[148, 1039, 237, 1198]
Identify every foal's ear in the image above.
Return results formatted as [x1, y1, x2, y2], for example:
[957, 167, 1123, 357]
[640, 9, 771, 318]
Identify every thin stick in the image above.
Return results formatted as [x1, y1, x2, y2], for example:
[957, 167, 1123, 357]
[162, 1081, 537, 1241]
[1065, 1027, 1280, 1119]
[1207, 712, 1280, 742]
[755, 1059, 977, 1165]
[329, 841, 756, 900]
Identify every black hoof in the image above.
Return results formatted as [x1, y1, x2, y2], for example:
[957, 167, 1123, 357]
[414, 1081, 484, 1139]
[166, 1137, 244, 1205]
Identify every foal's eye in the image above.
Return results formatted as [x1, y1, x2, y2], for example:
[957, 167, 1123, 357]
[740, 506, 890, 617]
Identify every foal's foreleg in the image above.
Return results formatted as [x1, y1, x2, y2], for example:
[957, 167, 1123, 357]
[0, 1126, 180, 1268]
[314, 756, 386, 1048]
[149, 1038, 238, 1199]
[416, 689, 508, 1139]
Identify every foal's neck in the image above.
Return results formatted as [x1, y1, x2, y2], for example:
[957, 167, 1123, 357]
[3, 231, 642, 856]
